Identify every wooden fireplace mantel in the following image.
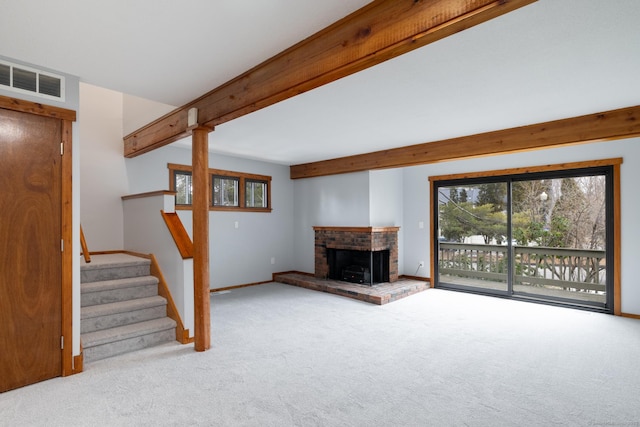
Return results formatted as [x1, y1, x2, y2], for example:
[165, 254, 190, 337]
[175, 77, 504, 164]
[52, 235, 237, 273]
[313, 226, 400, 233]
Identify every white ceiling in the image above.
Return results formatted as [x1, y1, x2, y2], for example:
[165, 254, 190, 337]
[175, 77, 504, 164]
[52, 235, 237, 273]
[2, 0, 639, 165]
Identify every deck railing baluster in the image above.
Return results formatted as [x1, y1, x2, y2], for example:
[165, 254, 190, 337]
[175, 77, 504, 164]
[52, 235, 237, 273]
[438, 242, 606, 297]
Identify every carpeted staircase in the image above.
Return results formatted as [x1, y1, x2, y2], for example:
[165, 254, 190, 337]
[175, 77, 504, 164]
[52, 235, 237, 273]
[81, 253, 177, 363]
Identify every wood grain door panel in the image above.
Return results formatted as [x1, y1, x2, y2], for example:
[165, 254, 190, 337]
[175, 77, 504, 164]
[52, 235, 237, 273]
[0, 108, 62, 392]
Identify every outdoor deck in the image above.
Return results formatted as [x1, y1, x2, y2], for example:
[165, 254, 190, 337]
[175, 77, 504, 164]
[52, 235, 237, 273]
[438, 242, 607, 304]
[439, 274, 606, 303]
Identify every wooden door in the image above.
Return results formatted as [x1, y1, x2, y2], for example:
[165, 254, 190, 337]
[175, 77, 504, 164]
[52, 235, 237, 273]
[0, 107, 62, 392]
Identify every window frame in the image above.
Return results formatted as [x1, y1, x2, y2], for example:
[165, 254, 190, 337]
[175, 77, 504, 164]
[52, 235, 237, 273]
[168, 163, 272, 212]
[212, 175, 240, 207]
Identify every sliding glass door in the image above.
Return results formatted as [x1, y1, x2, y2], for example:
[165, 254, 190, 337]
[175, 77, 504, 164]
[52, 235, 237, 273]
[437, 182, 510, 294]
[434, 166, 612, 312]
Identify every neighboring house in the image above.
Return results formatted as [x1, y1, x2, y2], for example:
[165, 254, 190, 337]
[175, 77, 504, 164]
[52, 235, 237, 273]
[1, 0, 639, 392]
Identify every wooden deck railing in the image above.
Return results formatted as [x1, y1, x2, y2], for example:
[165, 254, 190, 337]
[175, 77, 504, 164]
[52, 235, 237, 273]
[514, 246, 606, 292]
[438, 242, 606, 294]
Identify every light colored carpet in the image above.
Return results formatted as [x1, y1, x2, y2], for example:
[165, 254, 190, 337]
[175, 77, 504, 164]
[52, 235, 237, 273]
[2, 283, 639, 426]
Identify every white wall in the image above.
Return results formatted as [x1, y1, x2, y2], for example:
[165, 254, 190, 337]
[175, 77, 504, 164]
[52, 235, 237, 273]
[78, 85, 176, 251]
[402, 166, 430, 280]
[369, 169, 403, 226]
[79, 83, 129, 250]
[292, 172, 371, 273]
[125, 143, 295, 289]
[122, 93, 175, 136]
[292, 169, 408, 276]
[370, 168, 404, 274]
[401, 139, 640, 315]
[122, 194, 194, 335]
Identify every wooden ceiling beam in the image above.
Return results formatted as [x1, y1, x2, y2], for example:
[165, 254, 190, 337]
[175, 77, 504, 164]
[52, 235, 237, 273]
[123, 0, 537, 157]
[289, 105, 640, 179]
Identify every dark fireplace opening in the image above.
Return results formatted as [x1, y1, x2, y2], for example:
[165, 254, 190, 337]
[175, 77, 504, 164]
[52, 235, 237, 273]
[327, 249, 390, 285]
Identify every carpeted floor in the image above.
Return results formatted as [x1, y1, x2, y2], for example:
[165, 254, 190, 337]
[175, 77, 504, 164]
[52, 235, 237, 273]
[2, 283, 639, 426]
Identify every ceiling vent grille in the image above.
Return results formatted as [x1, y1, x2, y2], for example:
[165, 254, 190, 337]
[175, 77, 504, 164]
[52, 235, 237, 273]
[0, 60, 65, 101]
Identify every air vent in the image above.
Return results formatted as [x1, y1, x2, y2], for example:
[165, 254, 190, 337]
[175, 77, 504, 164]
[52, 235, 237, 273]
[0, 60, 65, 101]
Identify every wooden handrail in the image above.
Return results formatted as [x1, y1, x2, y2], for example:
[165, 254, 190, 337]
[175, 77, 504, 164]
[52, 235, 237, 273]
[80, 225, 91, 263]
[160, 211, 194, 259]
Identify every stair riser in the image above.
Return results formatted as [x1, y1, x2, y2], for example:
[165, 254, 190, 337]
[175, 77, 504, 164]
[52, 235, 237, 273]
[81, 265, 150, 284]
[81, 284, 158, 307]
[81, 305, 167, 334]
[84, 328, 175, 363]
[80, 255, 176, 363]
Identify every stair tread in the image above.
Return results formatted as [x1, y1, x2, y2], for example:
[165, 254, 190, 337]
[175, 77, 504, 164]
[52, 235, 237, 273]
[81, 296, 167, 320]
[82, 317, 177, 348]
[82, 275, 158, 293]
[81, 253, 150, 271]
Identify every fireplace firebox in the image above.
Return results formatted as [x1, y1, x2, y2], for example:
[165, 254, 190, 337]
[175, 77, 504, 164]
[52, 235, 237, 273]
[314, 226, 399, 285]
[327, 249, 389, 285]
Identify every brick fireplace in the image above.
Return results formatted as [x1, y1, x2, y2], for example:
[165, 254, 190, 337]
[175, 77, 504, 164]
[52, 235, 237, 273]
[314, 226, 400, 283]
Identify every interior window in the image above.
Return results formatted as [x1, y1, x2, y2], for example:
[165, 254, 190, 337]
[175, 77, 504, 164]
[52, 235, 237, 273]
[245, 180, 267, 208]
[174, 171, 193, 205]
[213, 176, 239, 207]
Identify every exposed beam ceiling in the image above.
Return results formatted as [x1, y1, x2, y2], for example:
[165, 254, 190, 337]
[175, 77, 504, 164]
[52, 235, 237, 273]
[123, 0, 537, 157]
[290, 105, 640, 179]
[2, 1, 639, 166]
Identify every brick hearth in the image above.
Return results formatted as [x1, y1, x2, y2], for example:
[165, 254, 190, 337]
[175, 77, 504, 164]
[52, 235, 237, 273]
[274, 272, 429, 305]
[314, 226, 400, 282]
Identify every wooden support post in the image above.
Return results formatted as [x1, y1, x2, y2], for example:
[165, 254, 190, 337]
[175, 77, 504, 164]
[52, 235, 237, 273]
[192, 126, 212, 351]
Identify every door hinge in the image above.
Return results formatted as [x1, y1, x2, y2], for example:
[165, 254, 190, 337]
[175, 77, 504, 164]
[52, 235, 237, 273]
[61, 336, 64, 349]
[61, 239, 64, 252]
[60, 142, 64, 156]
